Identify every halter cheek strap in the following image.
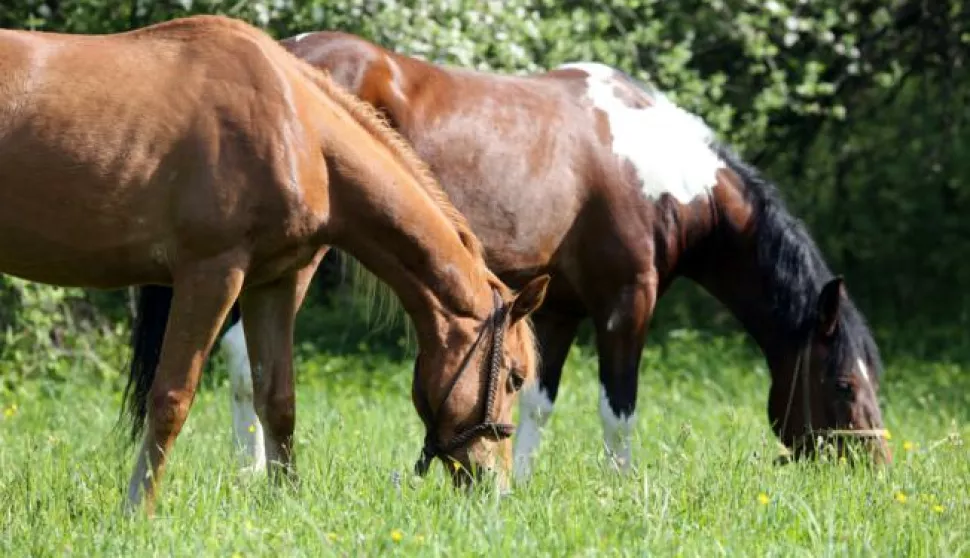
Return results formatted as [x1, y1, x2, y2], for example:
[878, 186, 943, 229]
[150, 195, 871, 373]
[414, 289, 514, 476]
[780, 338, 887, 450]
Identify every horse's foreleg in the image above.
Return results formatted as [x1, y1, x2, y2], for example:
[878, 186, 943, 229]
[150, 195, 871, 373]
[241, 250, 325, 482]
[221, 319, 267, 474]
[512, 308, 581, 481]
[593, 276, 657, 472]
[126, 254, 246, 515]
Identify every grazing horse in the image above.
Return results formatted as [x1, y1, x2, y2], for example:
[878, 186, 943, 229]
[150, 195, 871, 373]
[0, 16, 547, 514]
[147, 30, 891, 478]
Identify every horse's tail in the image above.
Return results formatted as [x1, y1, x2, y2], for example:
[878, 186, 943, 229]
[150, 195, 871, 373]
[121, 285, 172, 443]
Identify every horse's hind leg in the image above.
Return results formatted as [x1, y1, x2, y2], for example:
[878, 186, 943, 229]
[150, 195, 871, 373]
[126, 255, 245, 514]
[221, 314, 267, 474]
[241, 250, 326, 482]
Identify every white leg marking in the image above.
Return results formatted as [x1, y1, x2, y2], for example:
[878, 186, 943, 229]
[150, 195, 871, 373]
[125, 436, 152, 513]
[222, 321, 266, 473]
[558, 62, 725, 204]
[599, 386, 635, 470]
[513, 385, 554, 480]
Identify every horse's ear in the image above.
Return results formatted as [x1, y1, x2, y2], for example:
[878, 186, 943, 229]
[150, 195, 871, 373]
[509, 275, 551, 324]
[817, 276, 845, 337]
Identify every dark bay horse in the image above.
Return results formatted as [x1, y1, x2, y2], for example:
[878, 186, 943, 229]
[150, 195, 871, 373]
[144, 30, 891, 479]
[0, 16, 546, 513]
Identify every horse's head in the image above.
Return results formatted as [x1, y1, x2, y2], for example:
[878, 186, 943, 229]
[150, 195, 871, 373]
[769, 276, 891, 464]
[411, 275, 549, 489]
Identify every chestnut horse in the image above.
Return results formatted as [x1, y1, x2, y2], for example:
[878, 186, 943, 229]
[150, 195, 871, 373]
[140, 30, 891, 477]
[0, 16, 547, 513]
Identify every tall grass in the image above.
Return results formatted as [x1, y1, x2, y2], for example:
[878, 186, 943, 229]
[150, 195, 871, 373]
[1, 331, 967, 556]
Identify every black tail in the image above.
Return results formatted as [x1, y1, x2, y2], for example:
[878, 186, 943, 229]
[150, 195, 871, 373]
[121, 285, 173, 444]
[121, 286, 243, 444]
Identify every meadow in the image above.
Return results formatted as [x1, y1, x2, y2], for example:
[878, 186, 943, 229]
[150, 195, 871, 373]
[1, 329, 968, 557]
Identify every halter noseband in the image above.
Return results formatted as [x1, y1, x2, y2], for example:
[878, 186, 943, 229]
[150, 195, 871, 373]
[414, 289, 513, 476]
[780, 335, 887, 451]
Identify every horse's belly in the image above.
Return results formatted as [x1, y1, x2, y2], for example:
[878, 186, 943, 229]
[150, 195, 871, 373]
[0, 128, 172, 287]
[0, 225, 164, 288]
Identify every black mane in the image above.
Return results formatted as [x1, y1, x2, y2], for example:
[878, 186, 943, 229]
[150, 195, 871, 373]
[713, 144, 883, 380]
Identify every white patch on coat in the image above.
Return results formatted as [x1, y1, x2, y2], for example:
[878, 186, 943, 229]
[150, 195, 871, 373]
[221, 321, 267, 473]
[291, 32, 313, 42]
[559, 62, 725, 205]
[513, 385, 555, 479]
[599, 386, 635, 470]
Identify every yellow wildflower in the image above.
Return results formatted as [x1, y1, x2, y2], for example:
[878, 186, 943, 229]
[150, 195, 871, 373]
[895, 492, 907, 504]
[757, 493, 770, 505]
[248, 424, 257, 434]
[451, 459, 462, 471]
[884, 429, 892, 440]
[326, 533, 338, 542]
[415, 535, 426, 544]
[390, 529, 404, 543]
[3, 403, 16, 418]
[903, 441, 914, 451]
[932, 505, 944, 514]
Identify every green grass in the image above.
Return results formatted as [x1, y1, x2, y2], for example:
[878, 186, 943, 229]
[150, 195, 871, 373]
[1, 330, 968, 556]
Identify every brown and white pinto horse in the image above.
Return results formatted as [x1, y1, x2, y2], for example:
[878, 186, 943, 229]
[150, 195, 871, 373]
[0, 17, 546, 513]
[148, 30, 890, 478]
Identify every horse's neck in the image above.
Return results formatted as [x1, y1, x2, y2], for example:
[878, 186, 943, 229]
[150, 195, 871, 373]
[325, 123, 491, 343]
[683, 219, 793, 368]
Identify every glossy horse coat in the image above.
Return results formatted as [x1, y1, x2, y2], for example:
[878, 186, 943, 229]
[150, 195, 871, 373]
[216, 31, 890, 475]
[0, 16, 545, 513]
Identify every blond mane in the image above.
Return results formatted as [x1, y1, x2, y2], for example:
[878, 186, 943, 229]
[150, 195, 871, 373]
[271, 39, 503, 334]
[288, 57, 484, 258]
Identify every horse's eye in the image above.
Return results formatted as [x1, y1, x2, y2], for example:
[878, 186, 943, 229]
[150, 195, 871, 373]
[834, 381, 854, 400]
[507, 370, 525, 392]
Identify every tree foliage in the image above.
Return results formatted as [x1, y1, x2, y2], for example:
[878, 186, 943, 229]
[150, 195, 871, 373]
[0, 0, 967, 371]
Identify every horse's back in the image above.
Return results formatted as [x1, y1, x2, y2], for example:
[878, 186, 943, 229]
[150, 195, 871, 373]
[0, 18, 313, 288]
[388, 64, 613, 273]
[285, 31, 665, 278]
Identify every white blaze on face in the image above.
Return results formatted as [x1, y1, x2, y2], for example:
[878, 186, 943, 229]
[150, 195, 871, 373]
[558, 62, 725, 205]
[222, 320, 267, 473]
[512, 385, 554, 479]
[599, 386, 635, 470]
[857, 357, 871, 384]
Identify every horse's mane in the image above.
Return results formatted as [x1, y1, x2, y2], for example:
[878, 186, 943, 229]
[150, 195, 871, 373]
[713, 144, 884, 380]
[288, 54, 485, 261]
[134, 17, 486, 262]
